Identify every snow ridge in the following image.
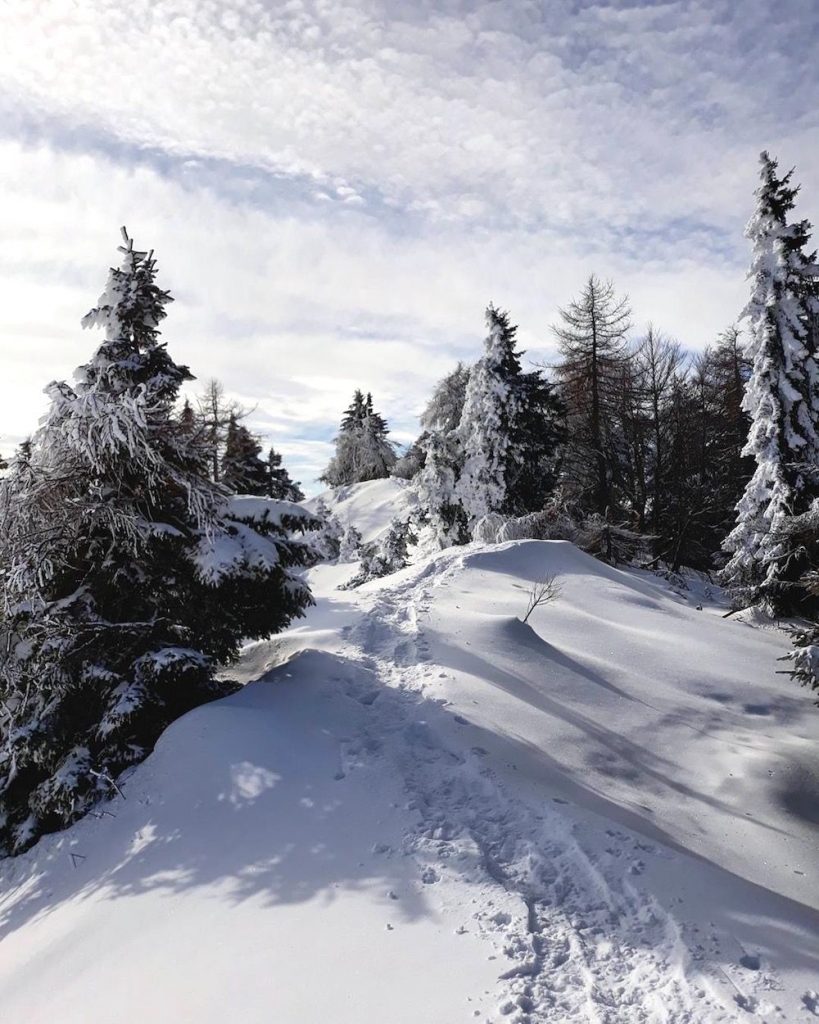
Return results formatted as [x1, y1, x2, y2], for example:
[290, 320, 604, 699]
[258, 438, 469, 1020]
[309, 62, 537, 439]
[333, 554, 748, 1023]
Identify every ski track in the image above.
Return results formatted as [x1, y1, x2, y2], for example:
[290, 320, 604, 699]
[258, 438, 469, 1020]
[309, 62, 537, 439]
[331, 557, 774, 1024]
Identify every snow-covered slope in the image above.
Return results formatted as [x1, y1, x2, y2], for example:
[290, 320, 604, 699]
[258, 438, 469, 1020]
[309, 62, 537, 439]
[306, 477, 415, 543]
[1, 538, 818, 1023]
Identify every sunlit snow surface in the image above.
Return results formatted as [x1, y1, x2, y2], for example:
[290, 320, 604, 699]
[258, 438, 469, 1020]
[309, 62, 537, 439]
[1, 482, 817, 1023]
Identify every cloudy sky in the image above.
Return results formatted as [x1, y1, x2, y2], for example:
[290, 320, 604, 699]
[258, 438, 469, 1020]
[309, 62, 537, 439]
[0, 0, 817, 490]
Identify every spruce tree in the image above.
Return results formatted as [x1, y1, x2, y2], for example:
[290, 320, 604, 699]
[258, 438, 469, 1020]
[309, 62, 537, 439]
[506, 369, 565, 516]
[338, 522, 363, 562]
[415, 428, 470, 548]
[420, 363, 470, 434]
[320, 390, 397, 486]
[0, 230, 317, 854]
[345, 517, 416, 587]
[722, 153, 819, 613]
[266, 446, 304, 502]
[179, 397, 196, 433]
[311, 497, 344, 560]
[456, 305, 522, 527]
[415, 310, 563, 545]
[221, 414, 269, 495]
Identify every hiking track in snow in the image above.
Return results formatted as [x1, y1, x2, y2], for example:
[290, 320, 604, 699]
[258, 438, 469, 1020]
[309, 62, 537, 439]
[330, 556, 768, 1024]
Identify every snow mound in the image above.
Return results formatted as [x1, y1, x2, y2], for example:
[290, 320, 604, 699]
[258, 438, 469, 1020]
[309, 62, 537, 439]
[2, 537, 818, 1023]
[306, 477, 415, 543]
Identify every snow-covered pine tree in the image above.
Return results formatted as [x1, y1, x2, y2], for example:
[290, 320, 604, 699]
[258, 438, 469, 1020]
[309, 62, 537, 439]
[415, 428, 469, 547]
[411, 363, 472, 544]
[420, 362, 471, 434]
[457, 306, 521, 527]
[338, 522, 363, 562]
[221, 414, 269, 495]
[722, 152, 819, 614]
[320, 390, 397, 486]
[456, 305, 527, 529]
[415, 313, 562, 546]
[310, 496, 344, 561]
[266, 446, 304, 502]
[344, 517, 416, 587]
[0, 230, 317, 854]
[391, 437, 427, 480]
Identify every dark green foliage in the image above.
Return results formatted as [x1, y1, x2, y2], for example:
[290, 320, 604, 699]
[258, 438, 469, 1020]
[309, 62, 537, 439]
[266, 446, 304, 502]
[0, 231, 316, 855]
[221, 414, 269, 495]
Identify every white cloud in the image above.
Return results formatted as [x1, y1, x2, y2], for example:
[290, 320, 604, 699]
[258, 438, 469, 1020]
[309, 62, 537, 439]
[0, 0, 816, 488]
[1, 0, 817, 233]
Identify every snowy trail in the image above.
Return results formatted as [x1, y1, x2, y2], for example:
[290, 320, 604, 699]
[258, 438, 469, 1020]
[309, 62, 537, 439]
[2, 530, 817, 1023]
[330, 557, 751, 1023]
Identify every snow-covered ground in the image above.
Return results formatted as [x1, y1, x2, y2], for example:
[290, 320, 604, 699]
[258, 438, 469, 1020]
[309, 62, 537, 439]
[305, 476, 415, 543]
[1, 484, 818, 1023]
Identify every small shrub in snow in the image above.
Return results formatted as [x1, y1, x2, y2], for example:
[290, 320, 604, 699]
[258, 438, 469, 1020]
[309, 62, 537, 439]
[338, 523, 363, 562]
[308, 497, 345, 562]
[521, 575, 562, 624]
[343, 518, 416, 588]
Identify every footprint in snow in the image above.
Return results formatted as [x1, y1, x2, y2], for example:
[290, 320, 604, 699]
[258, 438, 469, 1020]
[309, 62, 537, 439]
[803, 991, 819, 1016]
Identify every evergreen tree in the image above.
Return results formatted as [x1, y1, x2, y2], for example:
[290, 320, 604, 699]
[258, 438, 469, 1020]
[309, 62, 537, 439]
[391, 436, 427, 480]
[415, 428, 469, 548]
[456, 305, 563, 530]
[457, 305, 523, 527]
[266, 446, 304, 502]
[0, 230, 317, 854]
[553, 276, 632, 515]
[415, 310, 563, 545]
[505, 369, 565, 516]
[179, 397, 196, 433]
[420, 363, 470, 434]
[722, 152, 819, 613]
[310, 497, 344, 561]
[338, 522, 363, 562]
[320, 390, 397, 486]
[221, 414, 269, 495]
[194, 379, 248, 483]
[345, 518, 416, 587]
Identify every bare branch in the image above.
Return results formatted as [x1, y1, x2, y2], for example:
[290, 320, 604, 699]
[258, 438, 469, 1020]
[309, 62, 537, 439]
[521, 574, 562, 624]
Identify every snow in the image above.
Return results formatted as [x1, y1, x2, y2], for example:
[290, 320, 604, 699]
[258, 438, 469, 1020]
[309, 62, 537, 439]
[194, 496, 314, 584]
[227, 494, 313, 526]
[1, 527, 819, 1021]
[305, 476, 415, 544]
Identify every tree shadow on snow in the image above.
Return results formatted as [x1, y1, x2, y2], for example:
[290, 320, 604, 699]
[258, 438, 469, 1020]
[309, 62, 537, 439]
[0, 644, 817, 983]
[0, 650, 438, 942]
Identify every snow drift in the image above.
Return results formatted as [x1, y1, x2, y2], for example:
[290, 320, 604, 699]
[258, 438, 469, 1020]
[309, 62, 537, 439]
[1, 524, 818, 1023]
